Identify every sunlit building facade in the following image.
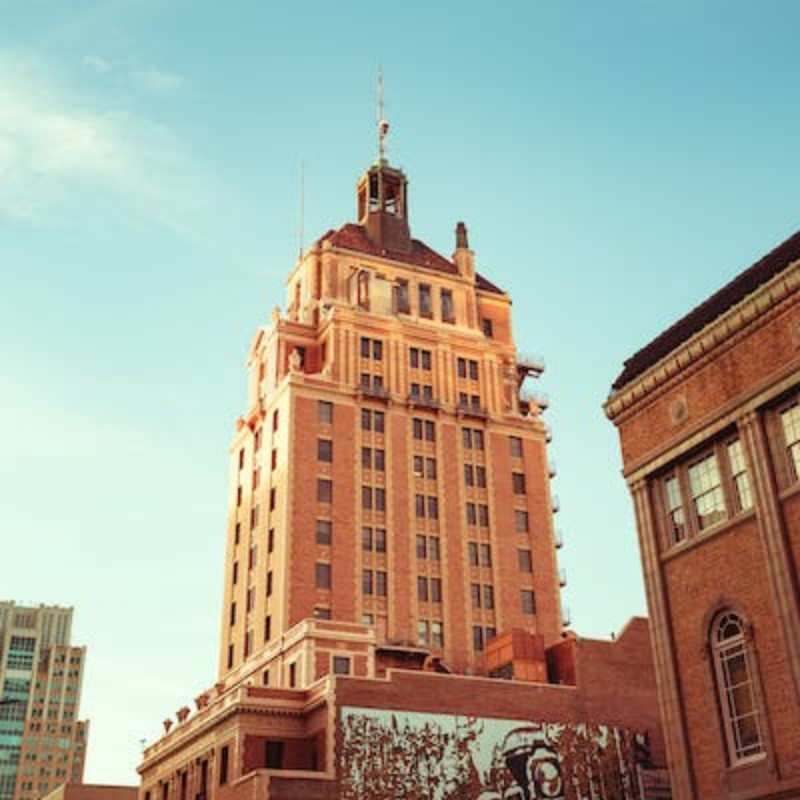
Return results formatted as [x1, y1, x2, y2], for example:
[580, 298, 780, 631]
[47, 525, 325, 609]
[0, 603, 88, 800]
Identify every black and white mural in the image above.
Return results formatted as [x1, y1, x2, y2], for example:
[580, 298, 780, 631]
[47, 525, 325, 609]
[338, 707, 658, 800]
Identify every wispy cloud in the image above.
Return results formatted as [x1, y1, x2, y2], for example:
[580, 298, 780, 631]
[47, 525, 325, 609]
[0, 51, 213, 232]
[81, 54, 185, 92]
[131, 66, 184, 92]
[82, 54, 112, 74]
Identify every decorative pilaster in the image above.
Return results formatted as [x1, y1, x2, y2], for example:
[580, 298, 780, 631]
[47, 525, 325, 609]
[738, 411, 800, 706]
[630, 479, 696, 800]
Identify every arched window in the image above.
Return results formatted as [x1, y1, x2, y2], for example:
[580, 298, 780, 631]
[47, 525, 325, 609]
[712, 611, 765, 764]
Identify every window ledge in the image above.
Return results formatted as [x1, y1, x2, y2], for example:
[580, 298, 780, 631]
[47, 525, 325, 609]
[661, 508, 757, 563]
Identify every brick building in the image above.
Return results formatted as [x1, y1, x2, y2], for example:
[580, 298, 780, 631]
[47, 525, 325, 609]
[139, 126, 670, 798]
[0, 603, 89, 800]
[606, 231, 800, 799]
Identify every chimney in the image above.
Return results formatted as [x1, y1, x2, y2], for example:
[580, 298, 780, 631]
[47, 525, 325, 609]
[453, 221, 475, 281]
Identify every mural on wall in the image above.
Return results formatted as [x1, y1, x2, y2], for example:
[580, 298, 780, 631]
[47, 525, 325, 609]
[338, 707, 654, 800]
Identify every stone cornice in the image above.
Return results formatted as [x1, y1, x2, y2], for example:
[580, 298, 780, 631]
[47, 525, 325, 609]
[605, 259, 800, 423]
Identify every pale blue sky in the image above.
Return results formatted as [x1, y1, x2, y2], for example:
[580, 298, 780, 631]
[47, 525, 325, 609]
[2, 0, 799, 784]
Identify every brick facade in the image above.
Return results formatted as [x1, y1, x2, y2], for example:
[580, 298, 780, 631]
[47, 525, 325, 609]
[606, 232, 800, 799]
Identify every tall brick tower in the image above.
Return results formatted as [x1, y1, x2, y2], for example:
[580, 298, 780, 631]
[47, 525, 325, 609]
[217, 140, 564, 681]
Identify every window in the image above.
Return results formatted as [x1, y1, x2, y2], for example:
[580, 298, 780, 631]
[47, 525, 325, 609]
[252, 468, 260, 489]
[430, 578, 442, 603]
[469, 361, 479, 380]
[431, 621, 444, 648]
[426, 458, 437, 479]
[268, 528, 275, 552]
[376, 488, 386, 512]
[512, 472, 526, 495]
[688, 454, 726, 530]
[664, 475, 685, 543]
[429, 536, 440, 560]
[314, 607, 331, 620]
[219, 746, 229, 786]
[474, 430, 484, 450]
[394, 279, 410, 313]
[237, 486, 242, 507]
[712, 611, 764, 764]
[478, 504, 489, 527]
[510, 436, 523, 458]
[518, 549, 533, 572]
[376, 571, 388, 596]
[318, 439, 333, 462]
[413, 454, 424, 476]
[421, 350, 432, 370]
[418, 620, 429, 645]
[470, 583, 481, 608]
[332, 656, 351, 675]
[464, 464, 474, 486]
[316, 519, 331, 545]
[362, 613, 375, 625]
[254, 428, 262, 451]
[409, 347, 419, 369]
[483, 585, 495, 609]
[289, 663, 297, 688]
[419, 283, 432, 317]
[416, 494, 426, 517]
[361, 409, 385, 432]
[427, 496, 438, 519]
[232, 561, 238, 584]
[466, 503, 477, 525]
[227, 644, 234, 669]
[441, 289, 454, 322]
[272, 409, 279, 432]
[727, 440, 753, 511]
[374, 449, 385, 471]
[362, 569, 374, 595]
[319, 400, 333, 423]
[315, 562, 331, 589]
[271, 449, 277, 470]
[360, 337, 383, 360]
[235, 523, 241, 544]
[362, 486, 373, 510]
[264, 615, 271, 641]
[248, 545, 257, 570]
[317, 478, 332, 503]
[479, 543, 492, 567]
[375, 528, 386, 552]
[250, 505, 260, 529]
[521, 590, 536, 615]
[266, 571, 273, 596]
[416, 534, 427, 558]
[482, 318, 494, 337]
[462, 428, 472, 448]
[229, 602, 236, 626]
[476, 466, 486, 488]
[781, 403, 800, 478]
[468, 542, 479, 566]
[409, 348, 432, 370]
[418, 577, 429, 602]
[270, 487, 276, 510]
[238, 448, 245, 469]
[473, 626, 485, 652]
[425, 420, 435, 441]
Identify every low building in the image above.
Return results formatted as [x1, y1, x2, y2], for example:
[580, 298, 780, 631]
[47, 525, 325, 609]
[606, 230, 800, 798]
[42, 785, 137, 800]
[139, 616, 669, 799]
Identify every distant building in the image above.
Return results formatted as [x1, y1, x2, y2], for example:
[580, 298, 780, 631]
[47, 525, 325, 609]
[0, 602, 89, 800]
[41, 786, 136, 800]
[139, 123, 670, 798]
[606, 231, 800, 798]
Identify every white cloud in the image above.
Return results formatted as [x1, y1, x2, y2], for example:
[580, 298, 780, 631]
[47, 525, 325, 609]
[0, 51, 213, 231]
[82, 54, 112, 73]
[131, 66, 184, 92]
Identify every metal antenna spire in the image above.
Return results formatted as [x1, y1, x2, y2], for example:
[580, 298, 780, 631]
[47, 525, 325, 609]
[377, 66, 389, 163]
[298, 159, 305, 260]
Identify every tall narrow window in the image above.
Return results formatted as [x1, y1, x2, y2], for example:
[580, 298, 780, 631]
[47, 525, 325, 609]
[712, 611, 764, 764]
[441, 289, 454, 322]
[664, 475, 685, 543]
[781, 403, 800, 479]
[319, 400, 333, 423]
[315, 562, 331, 589]
[510, 436, 523, 458]
[727, 439, 753, 512]
[688, 454, 726, 529]
[419, 284, 432, 317]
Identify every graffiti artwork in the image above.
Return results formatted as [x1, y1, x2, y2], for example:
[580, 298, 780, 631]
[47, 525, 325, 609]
[339, 707, 653, 800]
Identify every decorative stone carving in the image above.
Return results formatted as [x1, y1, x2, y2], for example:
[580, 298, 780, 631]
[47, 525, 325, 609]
[162, 719, 173, 734]
[669, 395, 688, 426]
[288, 348, 302, 373]
[176, 706, 190, 723]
